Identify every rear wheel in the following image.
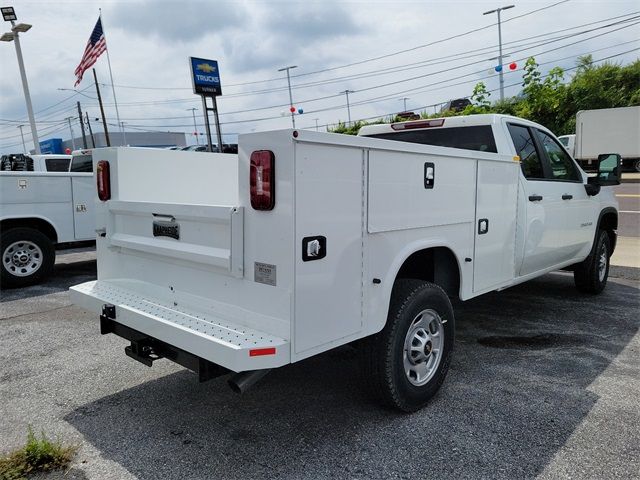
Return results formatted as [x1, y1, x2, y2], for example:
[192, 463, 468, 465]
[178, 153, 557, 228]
[574, 230, 610, 294]
[364, 280, 455, 412]
[1, 228, 55, 288]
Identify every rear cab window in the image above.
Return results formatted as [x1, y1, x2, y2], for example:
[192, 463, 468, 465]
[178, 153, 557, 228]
[507, 124, 545, 180]
[367, 125, 497, 153]
[70, 153, 93, 172]
[45, 157, 71, 172]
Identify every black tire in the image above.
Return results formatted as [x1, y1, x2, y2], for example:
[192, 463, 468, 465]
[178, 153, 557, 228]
[363, 279, 455, 412]
[574, 230, 611, 294]
[1, 228, 55, 288]
[633, 159, 640, 173]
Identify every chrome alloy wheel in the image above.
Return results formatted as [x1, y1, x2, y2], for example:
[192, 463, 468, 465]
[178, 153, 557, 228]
[403, 309, 444, 386]
[598, 241, 608, 283]
[2, 240, 43, 277]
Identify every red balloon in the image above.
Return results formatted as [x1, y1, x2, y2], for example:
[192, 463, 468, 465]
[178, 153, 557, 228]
[289, 106, 296, 113]
[65, 148, 71, 154]
[509, 62, 517, 70]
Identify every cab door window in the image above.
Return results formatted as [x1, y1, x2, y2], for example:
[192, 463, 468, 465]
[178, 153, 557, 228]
[507, 124, 545, 180]
[535, 130, 580, 182]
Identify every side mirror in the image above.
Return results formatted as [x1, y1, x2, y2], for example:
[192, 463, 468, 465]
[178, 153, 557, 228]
[590, 153, 622, 186]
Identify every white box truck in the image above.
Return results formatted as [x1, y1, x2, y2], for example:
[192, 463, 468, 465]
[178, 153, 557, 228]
[70, 114, 620, 411]
[571, 106, 640, 172]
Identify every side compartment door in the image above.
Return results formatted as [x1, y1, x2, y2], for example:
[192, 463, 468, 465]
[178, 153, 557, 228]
[473, 160, 519, 293]
[294, 144, 364, 355]
[71, 174, 96, 240]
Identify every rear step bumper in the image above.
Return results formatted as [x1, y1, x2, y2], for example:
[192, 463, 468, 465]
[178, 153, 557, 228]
[70, 280, 290, 372]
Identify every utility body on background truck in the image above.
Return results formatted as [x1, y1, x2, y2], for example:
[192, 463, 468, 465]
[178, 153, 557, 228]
[69, 114, 620, 412]
[1, 150, 95, 287]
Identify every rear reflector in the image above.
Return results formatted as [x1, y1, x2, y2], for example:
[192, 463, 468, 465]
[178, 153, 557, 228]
[250, 150, 275, 210]
[96, 160, 111, 201]
[249, 347, 276, 357]
[391, 118, 445, 130]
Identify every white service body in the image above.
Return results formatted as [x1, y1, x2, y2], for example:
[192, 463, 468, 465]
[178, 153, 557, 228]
[70, 114, 618, 375]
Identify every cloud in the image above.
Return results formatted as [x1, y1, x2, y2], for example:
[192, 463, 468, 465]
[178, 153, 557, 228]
[219, 2, 362, 74]
[111, 0, 248, 42]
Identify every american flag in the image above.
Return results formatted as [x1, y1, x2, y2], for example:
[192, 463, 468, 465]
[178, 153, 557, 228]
[74, 18, 107, 86]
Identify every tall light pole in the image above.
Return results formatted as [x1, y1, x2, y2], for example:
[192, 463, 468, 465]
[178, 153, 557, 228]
[399, 97, 410, 111]
[187, 107, 199, 144]
[483, 4, 514, 102]
[313, 118, 319, 131]
[340, 90, 354, 126]
[17, 124, 26, 152]
[1, 6, 40, 153]
[278, 65, 297, 129]
[65, 116, 77, 150]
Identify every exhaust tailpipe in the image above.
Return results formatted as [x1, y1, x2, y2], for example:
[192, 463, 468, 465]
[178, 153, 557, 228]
[228, 369, 271, 394]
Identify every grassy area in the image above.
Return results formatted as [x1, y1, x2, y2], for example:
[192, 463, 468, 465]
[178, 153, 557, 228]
[0, 427, 76, 480]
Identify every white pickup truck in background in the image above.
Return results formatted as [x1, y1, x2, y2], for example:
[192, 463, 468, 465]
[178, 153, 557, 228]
[69, 114, 620, 412]
[1, 153, 72, 172]
[0, 150, 95, 287]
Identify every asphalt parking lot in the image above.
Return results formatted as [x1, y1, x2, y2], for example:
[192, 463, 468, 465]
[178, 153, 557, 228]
[1, 250, 638, 480]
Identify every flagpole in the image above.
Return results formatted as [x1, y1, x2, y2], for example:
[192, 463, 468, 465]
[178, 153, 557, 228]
[99, 8, 123, 144]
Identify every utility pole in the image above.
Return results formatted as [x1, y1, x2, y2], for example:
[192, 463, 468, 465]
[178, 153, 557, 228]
[85, 112, 96, 148]
[400, 97, 410, 111]
[120, 121, 127, 146]
[187, 107, 199, 144]
[77, 101, 87, 149]
[278, 65, 297, 129]
[1, 9, 41, 153]
[313, 118, 319, 131]
[17, 124, 26, 152]
[340, 90, 354, 126]
[92, 68, 110, 146]
[65, 116, 77, 150]
[483, 4, 514, 102]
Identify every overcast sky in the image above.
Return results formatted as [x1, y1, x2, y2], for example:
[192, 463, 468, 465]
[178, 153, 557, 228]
[0, 0, 638, 153]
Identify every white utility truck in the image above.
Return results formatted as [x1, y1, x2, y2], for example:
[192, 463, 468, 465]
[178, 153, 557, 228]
[569, 106, 640, 172]
[69, 114, 620, 412]
[1, 151, 95, 287]
[1, 153, 72, 172]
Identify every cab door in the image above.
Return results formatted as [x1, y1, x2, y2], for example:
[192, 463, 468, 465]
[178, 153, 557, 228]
[507, 123, 571, 276]
[533, 129, 598, 260]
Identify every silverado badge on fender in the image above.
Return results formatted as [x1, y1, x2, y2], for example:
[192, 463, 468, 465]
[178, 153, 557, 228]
[153, 220, 180, 240]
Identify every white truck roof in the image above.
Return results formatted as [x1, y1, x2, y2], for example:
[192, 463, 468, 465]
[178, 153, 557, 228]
[358, 113, 544, 136]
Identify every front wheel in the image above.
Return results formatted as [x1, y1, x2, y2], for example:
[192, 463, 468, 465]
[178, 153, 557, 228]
[574, 230, 611, 294]
[364, 280, 455, 412]
[1, 228, 55, 288]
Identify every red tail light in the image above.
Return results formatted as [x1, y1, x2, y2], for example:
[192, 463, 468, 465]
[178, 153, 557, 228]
[250, 150, 275, 210]
[96, 160, 111, 201]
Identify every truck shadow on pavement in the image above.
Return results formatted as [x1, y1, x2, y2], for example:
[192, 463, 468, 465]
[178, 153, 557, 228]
[65, 274, 639, 480]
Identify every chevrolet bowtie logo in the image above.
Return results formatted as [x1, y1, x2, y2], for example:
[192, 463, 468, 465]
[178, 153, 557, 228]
[196, 63, 216, 73]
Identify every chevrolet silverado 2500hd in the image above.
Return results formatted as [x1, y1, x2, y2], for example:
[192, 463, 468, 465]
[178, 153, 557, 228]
[69, 114, 620, 412]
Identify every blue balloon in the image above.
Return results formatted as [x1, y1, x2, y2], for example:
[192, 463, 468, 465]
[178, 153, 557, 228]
[298, 108, 304, 114]
[495, 65, 503, 72]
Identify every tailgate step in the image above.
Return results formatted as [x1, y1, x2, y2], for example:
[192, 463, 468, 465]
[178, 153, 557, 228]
[70, 280, 290, 371]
